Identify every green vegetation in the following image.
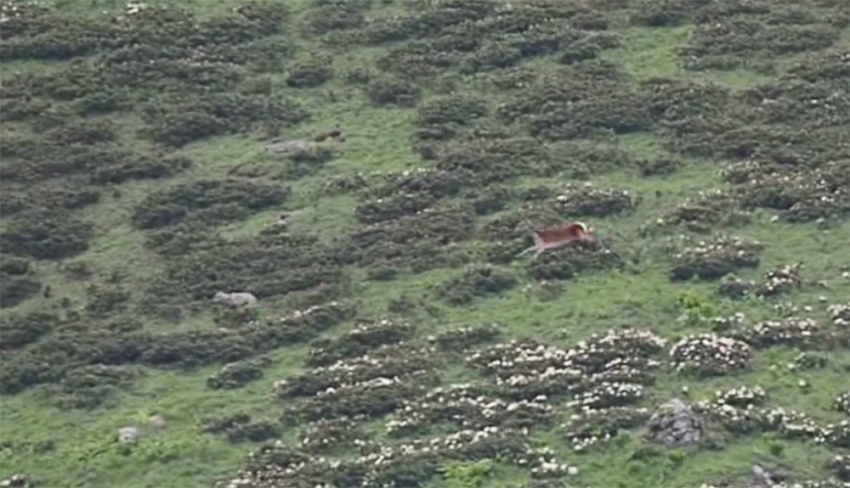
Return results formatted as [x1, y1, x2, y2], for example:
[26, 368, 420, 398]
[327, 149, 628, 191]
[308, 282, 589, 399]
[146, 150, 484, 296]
[1, 0, 849, 487]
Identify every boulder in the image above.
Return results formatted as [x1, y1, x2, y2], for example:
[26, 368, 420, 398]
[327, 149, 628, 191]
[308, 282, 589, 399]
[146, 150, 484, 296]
[645, 398, 703, 447]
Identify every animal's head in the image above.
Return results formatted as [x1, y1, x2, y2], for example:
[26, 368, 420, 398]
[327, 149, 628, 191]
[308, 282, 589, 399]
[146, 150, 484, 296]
[573, 222, 589, 234]
[213, 291, 228, 303]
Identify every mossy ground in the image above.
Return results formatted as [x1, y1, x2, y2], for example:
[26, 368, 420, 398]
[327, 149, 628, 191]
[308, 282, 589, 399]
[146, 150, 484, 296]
[1, 1, 849, 487]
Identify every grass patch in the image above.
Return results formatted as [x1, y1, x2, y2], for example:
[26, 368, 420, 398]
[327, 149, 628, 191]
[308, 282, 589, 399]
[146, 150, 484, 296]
[1, 1, 849, 487]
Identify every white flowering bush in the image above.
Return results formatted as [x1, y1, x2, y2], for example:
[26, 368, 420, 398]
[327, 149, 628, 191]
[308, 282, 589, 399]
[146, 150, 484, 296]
[756, 263, 804, 297]
[669, 234, 764, 281]
[553, 182, 636, 217]
[669, 333, 751, 376]
[828, 302, 850, 328]
[834, 391, 850, 414]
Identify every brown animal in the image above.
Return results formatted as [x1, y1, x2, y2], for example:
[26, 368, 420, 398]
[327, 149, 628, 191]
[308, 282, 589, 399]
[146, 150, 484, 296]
[517, 221, 593, 260]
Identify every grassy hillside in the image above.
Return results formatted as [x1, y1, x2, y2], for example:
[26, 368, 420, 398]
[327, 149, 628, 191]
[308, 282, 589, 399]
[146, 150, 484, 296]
[1, 1, 849, 487]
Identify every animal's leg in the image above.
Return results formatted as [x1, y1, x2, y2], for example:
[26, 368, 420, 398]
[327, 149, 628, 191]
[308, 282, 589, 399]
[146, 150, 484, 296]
[517, 245, 538, 258]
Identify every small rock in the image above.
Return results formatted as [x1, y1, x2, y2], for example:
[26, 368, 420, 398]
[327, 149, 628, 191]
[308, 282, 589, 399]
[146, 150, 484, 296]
[148, 414, 166, 429]
[0, 474, 29, 488]
[213, 291, 258, 308]
[752, 464, 773, 486]
[265, 139, 311, 156]
[118, 426, 141, 443]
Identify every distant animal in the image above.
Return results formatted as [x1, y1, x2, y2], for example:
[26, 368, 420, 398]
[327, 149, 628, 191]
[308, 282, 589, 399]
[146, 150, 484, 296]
[213, 291, 258, 308]
[274, 212, 291, 227]
[517, 221, 594, 260]
[314, 128, 345, 144]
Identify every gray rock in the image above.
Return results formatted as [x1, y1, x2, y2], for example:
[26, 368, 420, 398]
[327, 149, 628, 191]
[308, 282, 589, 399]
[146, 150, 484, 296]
[265, 139, 311, 156]
[645, 398, 704, 447]
[118, 426, 141, 443]
[213, 291, 258, 308]
[749, 463, 784, 487]
[0, 474, 30, 488]
[148, 414, 166, 429]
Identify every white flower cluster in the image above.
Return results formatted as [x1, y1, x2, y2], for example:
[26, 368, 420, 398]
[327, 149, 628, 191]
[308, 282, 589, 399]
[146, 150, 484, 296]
[722, 160, 850, 223]
[561, 406, 651, 452]
[834, 391, 850, 414]
[299, 418, 363, 452]
[529, 446, 578, 479]
[713, 385, 767, 408]
[228, 425, 555, 488]
[307, 318, 415, 366]
[709, 311, 748, 329]
[669, 234, 764, 280]
[744, 317, 819, 347]
[0, 0, 45, 23]
[693, 398, 850, 448]
[827, 302, 850, 328]
[641, 188, 749, 235]
[126, 2, 150, 15]
[566, 382, 644, 410]
[466, 328, 666, 400]
[274, 345, 428, 399]
[286, 371, 432, 422]
[553, 182, 634, 217]
[757, 263, 804, 297]
[700, 483, 848, 488]
[387, 383, 554, 437]
[669, 333, 751, 376]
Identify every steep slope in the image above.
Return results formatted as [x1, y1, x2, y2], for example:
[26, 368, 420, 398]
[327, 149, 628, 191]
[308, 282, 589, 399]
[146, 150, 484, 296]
[1, 1, 849, 487]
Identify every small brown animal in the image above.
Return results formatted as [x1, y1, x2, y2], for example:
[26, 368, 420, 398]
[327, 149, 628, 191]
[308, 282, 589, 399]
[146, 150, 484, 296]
[517, 221, 593, 260]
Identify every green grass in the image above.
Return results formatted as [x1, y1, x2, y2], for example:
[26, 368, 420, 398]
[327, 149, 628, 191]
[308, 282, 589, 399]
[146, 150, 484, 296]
[1, 1, 849, 488]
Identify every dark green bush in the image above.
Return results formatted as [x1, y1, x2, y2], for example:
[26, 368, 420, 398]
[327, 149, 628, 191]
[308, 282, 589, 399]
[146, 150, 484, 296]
[301, 0, 372, 36]
[202, 413, 281, 443]
[43, 119, 117, 146]
[90, 154, 193, 185]
[207, 357, 270, 390]
[286, 54, 334, 88]
[0, 311, 58, 350]
[145, 227, 350, 305]
[41, 365, 140, 410]
[435, 264, 517, 306]
[0, 275, 43, 309]
[131, 180, 290, 230]
[366, 76, 420, 106]
[0, 209, 94, 260]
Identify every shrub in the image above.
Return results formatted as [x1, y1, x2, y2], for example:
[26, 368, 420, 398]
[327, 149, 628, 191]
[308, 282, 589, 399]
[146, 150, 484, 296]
[0, 311, 58, 351]
[207, 357, 270, 390]
[0, 275, 43, 309]
[436, 264, 517, 306]
[366, 76, 420, 106]
[131, 180, 290, 230]
[0, 209, 94, 260]
[286, 54, 334, 88]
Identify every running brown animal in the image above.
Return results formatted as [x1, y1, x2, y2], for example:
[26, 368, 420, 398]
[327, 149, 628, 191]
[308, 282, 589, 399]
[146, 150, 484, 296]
[517, 222, 593, 260]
